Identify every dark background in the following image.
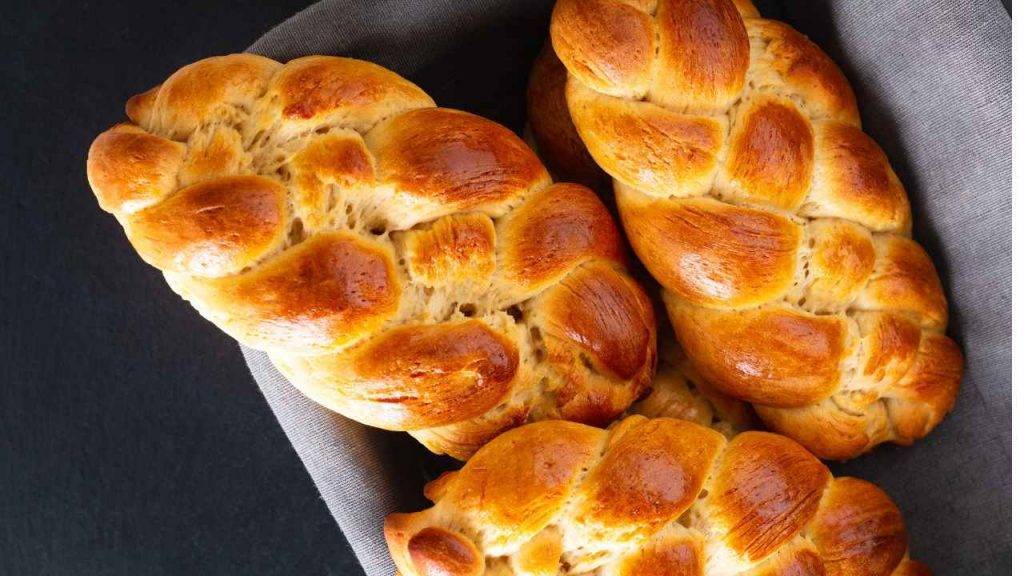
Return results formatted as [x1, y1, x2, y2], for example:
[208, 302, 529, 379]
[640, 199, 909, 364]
[0, 1, 1011, 575]
[2, 1, 362, 574]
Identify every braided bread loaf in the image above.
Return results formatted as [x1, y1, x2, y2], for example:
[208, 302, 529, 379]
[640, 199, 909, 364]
[540, 0, 963, 459]
[386, 415, 929, 576]
[86, 54, 657, 459]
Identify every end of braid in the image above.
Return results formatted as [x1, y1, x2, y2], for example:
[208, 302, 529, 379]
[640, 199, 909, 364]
[385, 519, 485, 576]
[88, 124, 186, 215]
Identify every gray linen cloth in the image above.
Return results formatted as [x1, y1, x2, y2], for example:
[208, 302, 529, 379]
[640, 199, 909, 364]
[240, 1, 1010, 573]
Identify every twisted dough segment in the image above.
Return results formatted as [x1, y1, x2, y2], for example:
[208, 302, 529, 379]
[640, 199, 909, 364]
[542, 0, 962, 459]
[86, 54, 656, 459]
[631, 335, 756, 438]
[385, 415, 930, 576]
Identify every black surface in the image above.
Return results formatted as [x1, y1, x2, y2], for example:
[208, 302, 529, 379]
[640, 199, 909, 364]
[1, 1, 362, 574]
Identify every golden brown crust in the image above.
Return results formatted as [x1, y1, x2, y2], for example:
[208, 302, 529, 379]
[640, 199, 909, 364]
[668, 299, 848, 406]
[530, 262, 656, 428]
[803, 219, 876, 312]
[807, 478, 908, 576]
[174, 231, 401, 353]
[746, 542, 827, 576]
[618, 192, 801, 308]
[567, 81, 725, 199]
[87, 54, 656, 459]
[407, 528, 484, 576]
[708, 432, 829, 561]
[746, 20, 859, 126]
[723, 96, 813, 210]
[409, 406, 534, 461]
[753, 402, 873, 462]
[550, 0, 656, 99]
[385, 518, 485, 576]
[125, 85, 160, 126]
[806, 122, 910, 234]
[543, 0, 961, 459]
[285, 131, 377, 233]
[616, 531, 704, 576]
[149, 54, 281, 139]
[445, 420, 603, 535]
[127, 176, 288, 276]
[87, 124, 186, 215]
[856, 236, 948, 330]
[498, 182, 625, 295]
[579, 418, 723, 537]
[367, 108, 549, 213]
[649, 0, 749, 111]
[265, 55, 434, 136]
[398, 214, 497, 288]
[883, 332, 963, 443]
[856, 312, 921, 387]
[535, 262, 654, 381]
[348, 321, 519, 428]
[386, 416, 925, 575]
[177, 125, 247, 187]
[525, 42, 608, 191]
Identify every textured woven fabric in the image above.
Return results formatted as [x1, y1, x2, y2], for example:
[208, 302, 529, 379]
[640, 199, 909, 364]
[242, 1, 1010, 574]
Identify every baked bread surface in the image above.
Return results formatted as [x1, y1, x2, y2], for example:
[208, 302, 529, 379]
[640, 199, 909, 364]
[385, 415, 930, 576]
[87, 54, 656, 459]
[545, 0, 962, 459]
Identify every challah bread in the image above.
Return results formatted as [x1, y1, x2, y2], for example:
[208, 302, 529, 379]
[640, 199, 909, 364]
[541, 0, 962, 459]
[86, 54, 657, 459]
[385, 415, 930, 576]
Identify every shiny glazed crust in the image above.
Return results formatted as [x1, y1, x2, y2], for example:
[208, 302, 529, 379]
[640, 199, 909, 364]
[541, 0, 962, 459]
[385, 415, 927, 575]
[87, 54, 656, 459]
